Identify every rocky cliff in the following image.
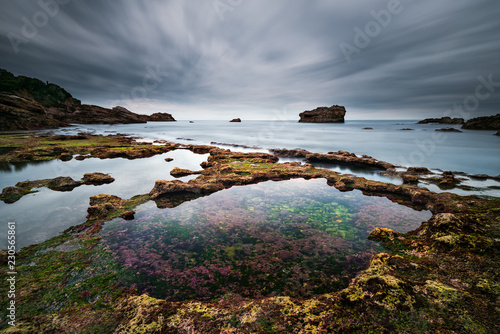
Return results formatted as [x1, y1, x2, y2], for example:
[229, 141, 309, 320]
[299, 105, 346, 123]
[0, 69, 175, 130]
[461, 114, 500, 130]
[0, 93, 68, 131]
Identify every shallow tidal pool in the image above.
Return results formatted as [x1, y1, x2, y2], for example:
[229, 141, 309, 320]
[101, 178, 432, 301]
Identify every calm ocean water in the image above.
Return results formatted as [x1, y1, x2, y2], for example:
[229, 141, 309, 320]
[58, 120, 500, 175]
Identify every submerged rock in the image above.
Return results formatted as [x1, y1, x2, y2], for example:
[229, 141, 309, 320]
[299, 105, 346, 123]
[120, 210, 135, 220]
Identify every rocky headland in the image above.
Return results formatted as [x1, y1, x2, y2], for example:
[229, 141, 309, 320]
[0, 69, 175, 130]
[461, 113, 500, 130]
[298, 105, 346, 123]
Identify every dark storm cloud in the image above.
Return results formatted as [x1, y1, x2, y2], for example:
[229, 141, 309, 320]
[0, 0, 499, 119]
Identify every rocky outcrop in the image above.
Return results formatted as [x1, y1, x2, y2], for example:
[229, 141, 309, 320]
[0, 186, 33, 203]
[50, 105, 148, 124]
[299, 105, 346, 123]
[230, 118, 241, 122]
[418, 117, 464, 124]
[462, 114, 500, 130]
[170, 167, 202, 178]
[0, 93, 68, 131]
[86, 194, 128, 220]
[83, 172, 115, 185]
[270, 148, 395, 170]
[148, 112, 176, 122]
[47, 176, 84, 191]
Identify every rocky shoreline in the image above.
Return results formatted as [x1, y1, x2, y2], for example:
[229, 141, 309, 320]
[0, 133, 498, 333]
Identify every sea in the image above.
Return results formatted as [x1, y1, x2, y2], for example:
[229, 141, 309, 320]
[54, 119, 499, 175]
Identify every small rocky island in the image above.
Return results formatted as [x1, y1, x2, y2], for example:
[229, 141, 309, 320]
[299, 105, 346, 123]
[230, 118, 241, 122]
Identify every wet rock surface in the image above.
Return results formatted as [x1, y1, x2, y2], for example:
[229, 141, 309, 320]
[82, 172, 115, 185]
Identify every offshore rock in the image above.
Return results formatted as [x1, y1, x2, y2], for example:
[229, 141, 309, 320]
[298, 105, 346, 123]
[418, 117, 464, 124]
[148, 112, 176, 122]
[230, 118, 241, 122]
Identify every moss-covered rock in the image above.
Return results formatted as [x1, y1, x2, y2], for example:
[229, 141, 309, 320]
[82, 172, 115, 185]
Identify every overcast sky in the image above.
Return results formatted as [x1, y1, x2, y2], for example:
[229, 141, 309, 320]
[1, 0, 499, 120]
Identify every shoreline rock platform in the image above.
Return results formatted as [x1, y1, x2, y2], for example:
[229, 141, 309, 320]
[0, 133, 498, 333]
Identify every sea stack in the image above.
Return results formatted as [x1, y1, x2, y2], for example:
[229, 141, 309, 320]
[230, 118, 241, 122]
[299, 105, 346, 123]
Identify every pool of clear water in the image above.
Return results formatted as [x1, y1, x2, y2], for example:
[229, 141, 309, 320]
[101, 178, 432, 300]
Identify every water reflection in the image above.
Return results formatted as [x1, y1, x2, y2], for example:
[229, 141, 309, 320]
[0, 150, 208, 249]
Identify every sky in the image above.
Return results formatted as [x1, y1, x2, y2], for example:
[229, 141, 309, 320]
[0, 0, 499, 120]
